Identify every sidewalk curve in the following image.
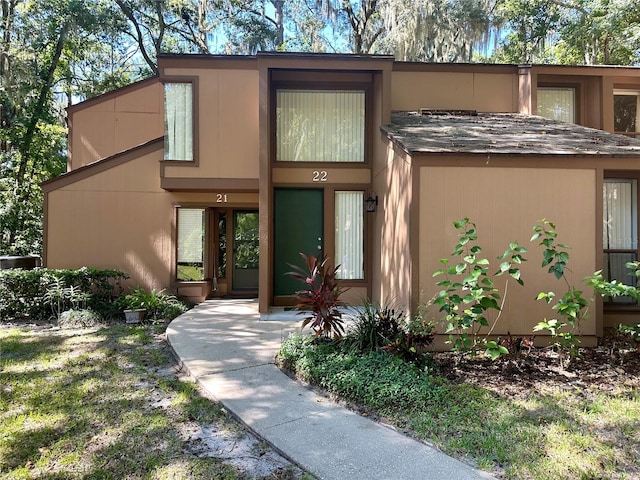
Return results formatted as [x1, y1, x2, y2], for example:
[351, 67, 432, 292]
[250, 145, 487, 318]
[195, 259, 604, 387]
[166, 299, 494, 480]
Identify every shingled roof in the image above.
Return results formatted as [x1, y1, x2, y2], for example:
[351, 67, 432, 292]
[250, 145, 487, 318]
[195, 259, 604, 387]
[382, 111, 640, 156]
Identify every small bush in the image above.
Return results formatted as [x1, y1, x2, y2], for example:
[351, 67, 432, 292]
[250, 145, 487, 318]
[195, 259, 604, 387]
[347, 299, 402, 352]
[618, 323, 640, 349]
[0, 267, 128, 322]
[345, 299, 434, 365]
[278, 332, 443, 412]
[122, 286, 188, 322]
[58, 309, 103, 328]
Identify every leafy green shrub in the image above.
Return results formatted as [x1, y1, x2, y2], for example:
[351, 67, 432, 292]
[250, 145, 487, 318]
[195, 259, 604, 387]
[286, 253, 347, 339]
[0, 268, 48, 320]
[531, 220, 589, 361]
[278, 332, 444, 412]
[587, 261, 640, 302]
[0, 267, 128, 321]
[277, 331, 319, 372]
[122, 286, 187, 322]
[432, 218, 526, 356]
[425, 218, 593, 362]
[618, 323, 640, 349]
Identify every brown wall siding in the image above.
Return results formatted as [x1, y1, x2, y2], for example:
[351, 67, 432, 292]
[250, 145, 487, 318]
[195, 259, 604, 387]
[418, 165, 597, 336]
[391, 72, 518, 113]
[46, 149, 174, 292]
[69, 82, 164, 170]
[374, 142, 413, 312]
[161, 68, 260, 180]
[585, 76, 603, 129]
[519, 67, 534, 115]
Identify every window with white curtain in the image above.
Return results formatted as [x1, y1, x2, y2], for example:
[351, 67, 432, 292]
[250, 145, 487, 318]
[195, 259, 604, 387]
[335, 191, 364, 280]
[164, 82, 193, 161]
[603, 179, 638, 303]
[537, 87, 575, 123]
[276, 89, 365, 162]
[177, 208, 205, 281]
[614, 90, 640, 136]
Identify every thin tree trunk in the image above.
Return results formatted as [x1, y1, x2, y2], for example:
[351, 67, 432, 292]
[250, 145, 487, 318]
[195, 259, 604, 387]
[272, 0, 285, 48]
[0, 0, 17, 153]
[115, 0, 159, 75]
[152, 0, 165, 59]
[15, 21, 70, 190]
[196, 0, 209, 53]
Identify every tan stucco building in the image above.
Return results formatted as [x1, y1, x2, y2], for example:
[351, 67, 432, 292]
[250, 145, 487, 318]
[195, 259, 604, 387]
[43, 53, 640, 344]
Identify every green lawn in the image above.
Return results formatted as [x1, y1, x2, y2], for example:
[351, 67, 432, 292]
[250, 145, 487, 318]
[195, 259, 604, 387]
[0, 325, 307, 480]
[278, 333, 640, 480]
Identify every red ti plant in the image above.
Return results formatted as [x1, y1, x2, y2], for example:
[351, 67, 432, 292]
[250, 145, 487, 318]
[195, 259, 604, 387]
[286, 253, 347, 339]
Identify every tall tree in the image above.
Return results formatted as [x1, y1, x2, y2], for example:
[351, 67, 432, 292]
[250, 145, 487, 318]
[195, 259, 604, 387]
[0, 0, 143, 254]
[340, 0, 385, 54]
[493, 0, 640, 65]
[1, 0, 70, 253]
[221, 0, 285, 54]
[115, 0, 168, 74]
[297, 0, 385, 54]
[285, 0, 335, 51]
[171, 0, 225, 53]
[555, 0, 640, 65]
[379, 0, 498, 62]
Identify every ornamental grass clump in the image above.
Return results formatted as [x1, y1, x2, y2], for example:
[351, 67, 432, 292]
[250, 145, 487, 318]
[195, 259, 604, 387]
[345, 298, 435, 365]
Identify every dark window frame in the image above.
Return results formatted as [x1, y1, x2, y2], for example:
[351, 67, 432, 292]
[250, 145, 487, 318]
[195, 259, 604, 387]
[270, 80, 373, 168]
[160, 76, 199, 165]
[603, 174, 640, 308]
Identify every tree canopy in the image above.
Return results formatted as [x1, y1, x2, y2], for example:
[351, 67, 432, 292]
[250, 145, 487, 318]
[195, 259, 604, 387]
[1, 0, 639, 255]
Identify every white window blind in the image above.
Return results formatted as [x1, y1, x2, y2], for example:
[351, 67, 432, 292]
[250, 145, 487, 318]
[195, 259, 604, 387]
[335, 191, 364, 280]
[276, 90, 365, 162]
[177, 208, 204, 281]
[537, 87, 575, 123]
[164, 83, 193, 161]
[603, 179, 638, 301]
[603, 180, 637, 250]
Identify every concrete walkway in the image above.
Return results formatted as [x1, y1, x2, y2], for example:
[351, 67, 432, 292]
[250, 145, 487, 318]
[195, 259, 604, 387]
[166, 299, 494, 480]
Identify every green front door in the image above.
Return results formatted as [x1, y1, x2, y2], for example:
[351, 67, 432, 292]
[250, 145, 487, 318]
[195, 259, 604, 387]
[274, 189, 323, 296]
[232, 211, 259, 291]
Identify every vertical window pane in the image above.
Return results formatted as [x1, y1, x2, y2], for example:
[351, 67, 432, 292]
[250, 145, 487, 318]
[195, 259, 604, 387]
[604, 180, 637, 250]
[218, 213, 227, 278]
[277, 90, 365, 162]
[233, 212, 259, 269]
[335, 191, 364, 279]
[177, 208, 204, 281]
[164, 83, 193, 161]
[603, 179, 638, 303]
[614, 93, 640, 134]
[537, 87, 575, 123]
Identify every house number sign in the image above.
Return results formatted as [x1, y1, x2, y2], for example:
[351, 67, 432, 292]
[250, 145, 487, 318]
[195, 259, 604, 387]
[216, 193, 229, 203]
[312, 170, 328, 182]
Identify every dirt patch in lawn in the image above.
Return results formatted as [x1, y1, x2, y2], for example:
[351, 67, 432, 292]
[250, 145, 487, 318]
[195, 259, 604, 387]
[151, 336, 307, 479]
